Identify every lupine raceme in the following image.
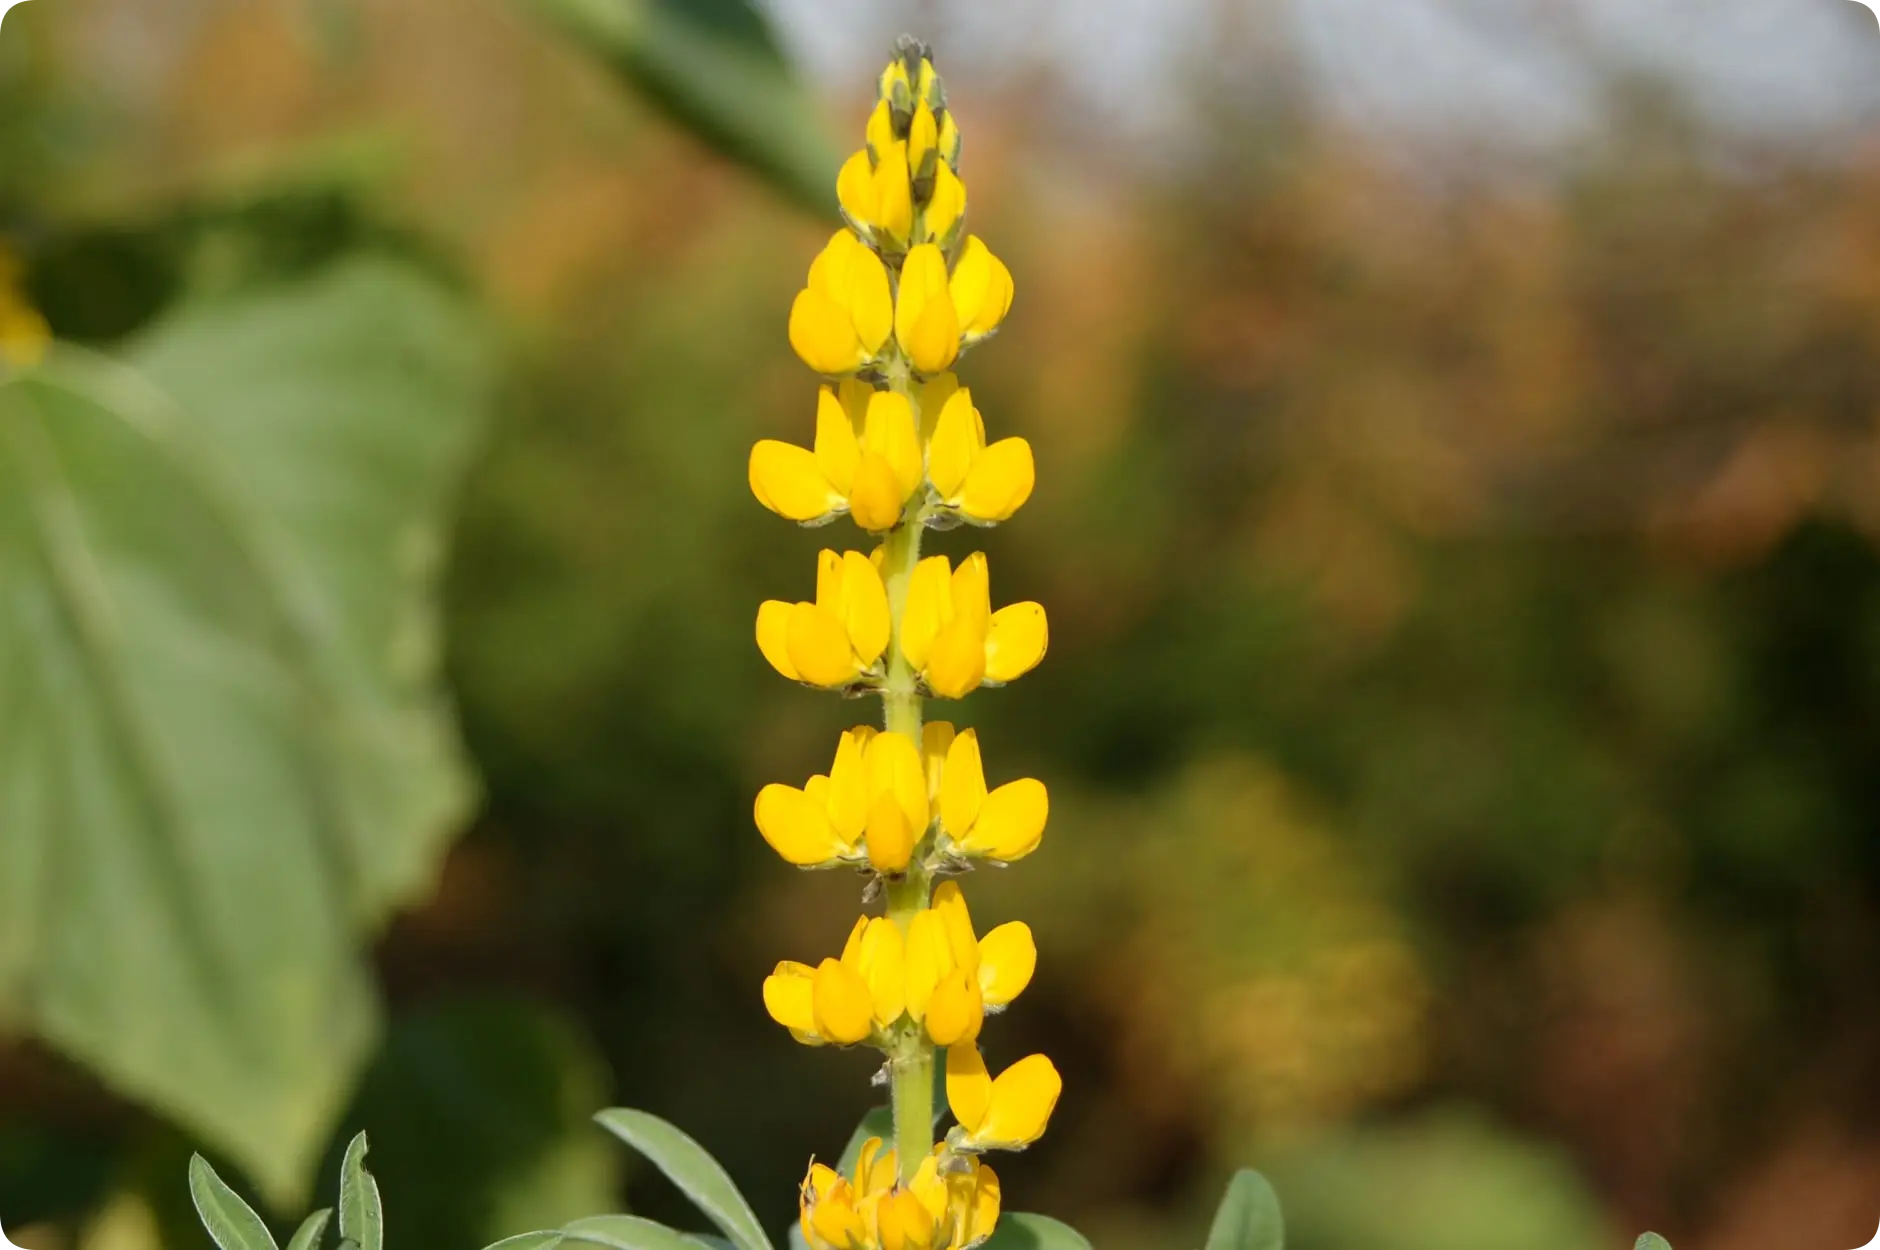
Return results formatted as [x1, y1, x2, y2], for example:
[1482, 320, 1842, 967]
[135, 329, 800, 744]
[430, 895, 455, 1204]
[752, 39, 1058, 1250]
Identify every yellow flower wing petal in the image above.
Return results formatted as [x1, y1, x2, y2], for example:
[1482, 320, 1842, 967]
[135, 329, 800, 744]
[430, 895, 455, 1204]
[975, 921, 1037, 1008]
[754, 783, 846, 866]
[959, 777, 1048, 862]
[787, 601, 862, 688]
[974, 1055, 1061, 1149]
[984, 602, 1048, 684]
[756, 600, 801, 681]
[848, 452, 906, 532]
[951, 553, 992, 632]
[846, 244, 894, 358]
[750, 439, 840, 522]
[811, 957, 875, 1045]
[872, 141, 914, 246]
[898, 555, 952, 671]
[764, 961, 820, 1038]
[945, 1042, 992, 1134]
[864, 791, 915, 874]
[920, 721, 955, 807]
[923, 616, 987, 699]
[959, 437, 1035, 523]
[924, 161, 966, 246]
[938, 729, 988, 843]
[865, 729, 930, 835]
[922, 969, 984, 1046]
[931, 881, 980, 975]
[838, 549, 891, 667]
[789, 286, 864, 375]
[903, 909, 954, 1022]
[856, 917, 907, 1027]
[926, 387, 980, 500]
[827, 728, 872, 845]
[907, 292, 961, 376]
[836, 148, 877, 232]
[815, 386, 862, 495]
[864, 390, 924, 501]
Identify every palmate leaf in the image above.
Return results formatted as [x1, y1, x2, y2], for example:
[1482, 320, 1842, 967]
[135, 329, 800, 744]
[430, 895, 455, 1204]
[511, 0, 840, 211]
[0, 258, 492, 1205]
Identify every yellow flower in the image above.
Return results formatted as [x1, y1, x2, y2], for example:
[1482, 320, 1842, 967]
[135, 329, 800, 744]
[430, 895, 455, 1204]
[0, 247, 49, 371]
[750, 384, 925, 532]
[904, 882, 1036, 1046]
[928, 726, 1049, 863]
[948, 237, 1014, 345]
[800, 1137, 897, 1249]
[754, 726, 932, 873]
[898, 553, 1048, 699]
[765, 915, 906, 1046]
[798, 1140, 999, 1250]
[895, 244, 961, 376]
[791, 230, 894, 375]
[925, 388, 1035, 525]
[757, 549, 892, 689]
[945, 1046, 1062, 1153]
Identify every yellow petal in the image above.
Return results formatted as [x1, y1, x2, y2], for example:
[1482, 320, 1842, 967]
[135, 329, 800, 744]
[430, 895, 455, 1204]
[756, 600, 800, 681]
[976, 922, 1036, 1008]
[898, 555, 952, 671]
[789, 286, 864, 375]
[931, 881, 980, 975]
[945, 1043, 992, 1133]
[866, 98, 896, 158]
[865, 729, 930, 835]
[938, 110, 962, 168]
[811, 957, 875, 1045]
[951, 553, 992, 632]
[755, 783, 845, 866]
[955, 1163, 1000, 1246]
[873, 142, 915, 246]
[895, 244, 960, 374]
[864, 390, 924, 500]
[763, 961, 818, 1037]
[903, 909, 954, 1022]
[815, 387, 861, 494]
[923, 617, 987, 699]
[878, 1190, 937, 1250]
[838, 549, 891, 666]
[847, 245, 894, 355]
[851, 916, 906, 1026]
[936, 739, 986, 859]
[923, 969, 984, 1046]
[914, 372, 959, 441]
[926, 388, 981, 500]
[815, 547, 845, 607]
[849, 452, 906, 532]
[855, 1135, 897, 1195]
[970, 1055, 1061, 1150]
[836, 148, 877, 231]
[750, 439, 840, 522]
[865, 791, 915, 875]
[787, 601, 861, 688]
[827, 728, 872, 845]
[923, 161, 966, 246]
[950, 237, 1015, 342]
[984, 603, 1048, 684]
[921, 722, 955, 806]
[908, 100, 939, 174]
[959, 438, 1035, 523]
[959, 778, 1047, 862]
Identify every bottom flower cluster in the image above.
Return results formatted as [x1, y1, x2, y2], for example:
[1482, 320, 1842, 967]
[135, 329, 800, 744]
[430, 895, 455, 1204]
[800, 1137, 999, 1250]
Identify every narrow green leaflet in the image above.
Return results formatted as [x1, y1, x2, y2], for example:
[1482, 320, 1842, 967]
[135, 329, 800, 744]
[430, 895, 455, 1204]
[188, 1155, 280, 1250]
[0, 259, 492, 1206]
[593, 1109, 772, 1250]
[980, 1214, 1095, 1250]
[1205, 1170, 1283, 1250]
[1635, 1236, 1673, 1250]
[339, 1133, 384, 1250]
[286, 1209, 333, 1250]
[511, 0, 839, 210]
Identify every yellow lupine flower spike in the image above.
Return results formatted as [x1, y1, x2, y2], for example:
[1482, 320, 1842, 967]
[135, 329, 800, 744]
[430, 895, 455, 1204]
[898, 553, 1047, 698]
[750, 385, 924, 532]
[926, 388, 1036, 525]
[756, 549, 892, 689]
[944, 1045, 1062, 1153]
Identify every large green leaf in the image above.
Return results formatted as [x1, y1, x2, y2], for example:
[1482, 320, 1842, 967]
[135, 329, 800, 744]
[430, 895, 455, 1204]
[1205, 1170, 1284, 1250]
[593, 1109, 771, 1250]
[0, 259, 492, 1205]
[188, 1155, 279, 1250]
[979, 1214, 1094, 1250]
[338, 1134, 384, 1250]
[511, 0, 840, 210]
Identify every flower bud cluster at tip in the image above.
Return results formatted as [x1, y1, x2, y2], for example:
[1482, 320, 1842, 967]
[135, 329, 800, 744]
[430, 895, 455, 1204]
[0, 246, 50, 371]
[752, 39, 1059, 1250]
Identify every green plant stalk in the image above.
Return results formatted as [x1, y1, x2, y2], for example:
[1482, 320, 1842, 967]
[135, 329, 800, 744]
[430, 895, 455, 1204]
[878, 365, 934, 1183]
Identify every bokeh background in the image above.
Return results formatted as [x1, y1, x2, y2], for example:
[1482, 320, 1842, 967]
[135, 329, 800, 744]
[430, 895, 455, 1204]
[5, 2, 1880, 1248]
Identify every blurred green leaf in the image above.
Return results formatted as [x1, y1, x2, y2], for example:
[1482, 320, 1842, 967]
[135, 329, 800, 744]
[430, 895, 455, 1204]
[337, 997, 618, 1249]
[188, 1155, 280, 1250]
[980, 1214, 1095, 1250]
[486, 1235, 567, 1250]
[339, 1134, 384, 1250]
[511, 0, 839, 210]
[1634, 1237, 1673, 1250]
[1206, 1170, 1284, 1250]
[0, 258, 492, 1206]
[287, 1209, 333, 1250]
[593, 1109, 771, 1250]
[563, 1215, 713, 1249]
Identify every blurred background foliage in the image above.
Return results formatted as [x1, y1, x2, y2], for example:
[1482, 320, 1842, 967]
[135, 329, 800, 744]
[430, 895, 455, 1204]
[3, 1, 1880, 1249]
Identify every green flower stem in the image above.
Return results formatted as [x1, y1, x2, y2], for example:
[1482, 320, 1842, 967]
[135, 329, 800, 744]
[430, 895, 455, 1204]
[879, 363, 934, 1182]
